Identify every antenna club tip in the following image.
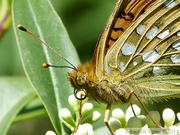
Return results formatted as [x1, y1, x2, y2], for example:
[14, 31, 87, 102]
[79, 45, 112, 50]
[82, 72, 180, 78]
[17, 24, 27, 31]
[42, 63, 49, 68]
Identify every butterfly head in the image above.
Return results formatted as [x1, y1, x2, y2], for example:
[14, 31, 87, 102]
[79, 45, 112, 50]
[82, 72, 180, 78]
[67, 63, 97, 100]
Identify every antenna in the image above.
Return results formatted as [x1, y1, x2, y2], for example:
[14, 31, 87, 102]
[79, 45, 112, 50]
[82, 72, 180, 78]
[17, 24, 77, 71]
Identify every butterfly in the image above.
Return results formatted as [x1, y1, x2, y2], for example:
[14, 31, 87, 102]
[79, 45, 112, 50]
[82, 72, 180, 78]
[18, 0, 180, 134]
[66, 0, 180, 134]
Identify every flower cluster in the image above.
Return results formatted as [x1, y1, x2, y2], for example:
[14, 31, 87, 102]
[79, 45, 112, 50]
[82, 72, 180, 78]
[59, 95, 101, 135]
[110, 105, 180, 135]
[46, 95, 180, 135]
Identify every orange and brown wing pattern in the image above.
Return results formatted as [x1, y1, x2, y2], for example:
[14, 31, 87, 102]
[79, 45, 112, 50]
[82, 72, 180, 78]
[92, 0, 159, 78]
[107, 0, 159, 48]
[105, 0, 180, 102]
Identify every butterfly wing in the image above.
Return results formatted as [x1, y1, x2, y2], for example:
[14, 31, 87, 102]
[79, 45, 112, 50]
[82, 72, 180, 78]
[92, 0, 124, 78]
[105, 0, 180, 102]
[92, 0, 159, 78]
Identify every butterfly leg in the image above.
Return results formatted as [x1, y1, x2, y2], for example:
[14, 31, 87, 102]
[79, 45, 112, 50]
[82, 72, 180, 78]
[130, 102, 137, 116]
[104, 104, 114, 135]
[131, 91, 167, 130]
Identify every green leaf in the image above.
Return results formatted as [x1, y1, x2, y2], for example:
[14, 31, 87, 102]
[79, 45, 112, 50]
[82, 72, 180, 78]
[13, 97, 47, 123]
[0, 0, 12, 36]
[0, 77, 35, 135]
[12, 0, 80, 134]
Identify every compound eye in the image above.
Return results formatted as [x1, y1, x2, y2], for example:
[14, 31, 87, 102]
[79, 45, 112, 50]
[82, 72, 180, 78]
[74, 89, 87, 100]
[76, 74, 87, 85]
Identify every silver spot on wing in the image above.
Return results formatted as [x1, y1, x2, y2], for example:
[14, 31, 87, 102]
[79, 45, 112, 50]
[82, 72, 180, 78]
[157, 30, 170, 39]
[177, 31, 180, 37]
[146, 26, 158, 40]
[136, 24, 146, 35]
[104, 60, 111, 75]
[133, 61, 138, 66]
[172, 40, 180, 50]
[121, 43, 136, 56]
[142, 49, 160, 62]
[164, 0, 176, 8]
[119, 61, 125, 71]
[153, 67, 163, 76]
[170, 54, 180, 63]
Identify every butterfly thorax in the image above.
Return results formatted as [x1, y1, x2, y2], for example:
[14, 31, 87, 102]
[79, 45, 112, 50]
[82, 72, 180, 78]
[68, 62, 133, 104]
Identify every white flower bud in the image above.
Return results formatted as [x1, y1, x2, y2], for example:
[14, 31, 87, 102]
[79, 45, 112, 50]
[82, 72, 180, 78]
[163, 108, 175, 128]
[75, 124, 94, 135]
[112, 108, 126, 126]
[68, 94, 79, 112]
[45, 131, 56, 135]
[125, 104, 141, 122]
[115, 128, 130, 135]
[108, 117, 122, 133]
[92, 111, 101, 122]
[82, 103, 93, 118]
[59, 108, 75, 127]
[146, 111, 160, 128]
[177, 113, 180, 121]
[128, 116, 142, 128]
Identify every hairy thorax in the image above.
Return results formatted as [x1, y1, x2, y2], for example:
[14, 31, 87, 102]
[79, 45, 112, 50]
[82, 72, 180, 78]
[67, 62, 133, 104]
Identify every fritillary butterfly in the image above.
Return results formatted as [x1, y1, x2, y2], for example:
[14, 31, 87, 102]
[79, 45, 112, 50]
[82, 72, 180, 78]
[18, 0, 180, 134]
[67, 0, 180, 134]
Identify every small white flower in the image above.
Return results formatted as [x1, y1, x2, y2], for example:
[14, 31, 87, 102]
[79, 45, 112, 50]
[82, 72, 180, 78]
[45, 131, 56, 135]
[163, 108, 175, 128]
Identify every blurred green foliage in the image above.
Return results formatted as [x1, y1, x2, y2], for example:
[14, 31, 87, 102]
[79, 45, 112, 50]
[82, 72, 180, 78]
[0, 0, 116, 135]
[1, 0, 179, 135]
[0, 0, 116, 75]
